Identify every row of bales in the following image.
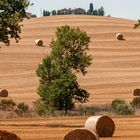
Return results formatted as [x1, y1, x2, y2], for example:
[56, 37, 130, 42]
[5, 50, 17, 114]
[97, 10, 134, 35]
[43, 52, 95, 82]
[34, 32, 125, 47]
[64, 115, 115, 140]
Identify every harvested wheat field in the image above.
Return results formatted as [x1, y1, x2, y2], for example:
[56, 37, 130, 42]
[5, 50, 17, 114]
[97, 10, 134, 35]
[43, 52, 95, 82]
[0, 116, 139, 140]
[0, 15, 140, 106]
[0, 15, 140, 139]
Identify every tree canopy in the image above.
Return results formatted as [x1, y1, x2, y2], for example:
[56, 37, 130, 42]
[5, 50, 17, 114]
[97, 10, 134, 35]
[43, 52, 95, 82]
[51, 10, 57, 16]
[36, 25, 92, 114]
[43, 10, 50, 16]
[87, 3, 94, 15]
[0, 0, 29, 45]
[98, 7, 105, 16]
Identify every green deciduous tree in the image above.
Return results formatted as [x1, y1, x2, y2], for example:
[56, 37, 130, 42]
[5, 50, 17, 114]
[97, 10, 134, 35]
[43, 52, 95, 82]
[43, 10, 50, 16]
[93, 9, 98, 16]
[87, 4, 105, 16]
[36, 25, 92, 114]
[98, 6, 105, 16]
[0, 0, 29, 45]
[51, 10, 57, 16]
[57, 10, 61, 15]
[87, 3, 94, 15]
[89, 3, 94, 15]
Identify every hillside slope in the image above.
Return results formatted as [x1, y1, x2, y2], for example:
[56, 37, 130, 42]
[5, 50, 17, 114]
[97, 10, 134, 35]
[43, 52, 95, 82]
[0, 15, 140, 106]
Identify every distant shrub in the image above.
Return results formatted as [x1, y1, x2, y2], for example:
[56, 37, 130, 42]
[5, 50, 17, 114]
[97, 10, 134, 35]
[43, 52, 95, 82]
[111, 99, 125, 110]
[15, 102, 30, 117]
[111, 99, 135, 115]
[131, 97, 140, 108]
[34, 100, 48, 117]
[0, 99, 16, 111]
[116, 103, 134, 115]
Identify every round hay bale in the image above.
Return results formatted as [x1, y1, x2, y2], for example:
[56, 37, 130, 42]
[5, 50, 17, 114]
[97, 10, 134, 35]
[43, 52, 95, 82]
[116, 33, 124, 40]
[35, 39, 43, 46]
[0, 89, 8, 97]
[85, 115, 115, 137]
[0, 130, 21, 140]
[63, 128, 99, 140]
[133, 89, 140, 96]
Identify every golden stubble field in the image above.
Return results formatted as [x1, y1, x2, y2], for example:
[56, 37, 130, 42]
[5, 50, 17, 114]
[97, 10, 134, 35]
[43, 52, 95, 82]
[0, 116, 140, 140]
[0, 15, 140, 139]
[0, 15, 140, 105]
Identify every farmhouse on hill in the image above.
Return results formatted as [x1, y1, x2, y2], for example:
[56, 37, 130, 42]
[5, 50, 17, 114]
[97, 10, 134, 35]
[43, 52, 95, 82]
[59, 8, 86, 15]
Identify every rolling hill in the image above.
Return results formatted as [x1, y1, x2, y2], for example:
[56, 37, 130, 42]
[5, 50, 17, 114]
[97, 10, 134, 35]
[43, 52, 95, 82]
[0, 15, 140, 106]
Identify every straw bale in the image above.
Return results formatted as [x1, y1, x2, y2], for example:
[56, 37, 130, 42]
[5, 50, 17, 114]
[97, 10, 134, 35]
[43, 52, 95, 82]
[116, 33, 124, 40]
[35, 39, 43, 46]
[63, 128, 98, 140]
[0, 130, 21, 140]
[133, 88, 140, 96]
[85, 115, 115, 137]
[0, 89, 8, 97]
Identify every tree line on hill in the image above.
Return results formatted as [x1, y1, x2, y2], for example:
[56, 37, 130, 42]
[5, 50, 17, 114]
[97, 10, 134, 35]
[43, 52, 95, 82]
[43, 3, 105, 16]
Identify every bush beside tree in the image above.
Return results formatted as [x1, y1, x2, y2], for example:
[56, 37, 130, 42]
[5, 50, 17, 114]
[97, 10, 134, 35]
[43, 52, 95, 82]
[111, 99, 125, 110]
[0, 99, 16, 111]
[34, 100, 49, 117]
[111, 99, 135, 115]
[15, 102, 30, 117]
